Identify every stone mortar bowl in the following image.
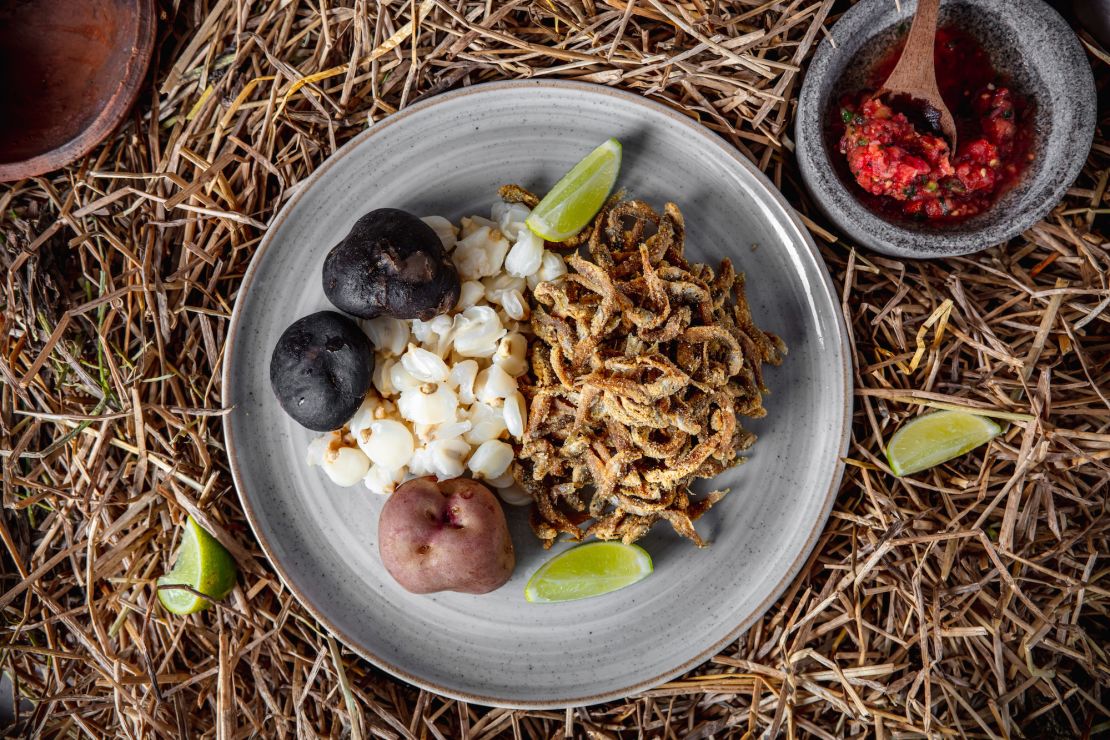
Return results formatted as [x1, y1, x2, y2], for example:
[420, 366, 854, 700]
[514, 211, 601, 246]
[0, 0, 156, 182]
[795, 0, 1096, 258]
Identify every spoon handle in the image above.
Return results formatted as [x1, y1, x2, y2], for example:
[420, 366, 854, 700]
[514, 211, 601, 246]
[883, 0, 942, 99]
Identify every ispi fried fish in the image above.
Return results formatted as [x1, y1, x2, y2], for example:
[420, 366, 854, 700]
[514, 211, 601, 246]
[511, 189, 785, 547]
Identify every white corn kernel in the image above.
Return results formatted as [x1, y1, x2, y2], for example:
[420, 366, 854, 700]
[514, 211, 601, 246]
[464, 402, 507, 445]
[307, 432, 371, 487]
[528, 250, 568, 290]
[421, 215, 457, 249]
[467, 439, 514, 479]
[452, 226, 509, 280]
[539, 250, 568, 280]
[475, 365, 517, 404]
[347, 393, 387, 434]
[305, 432, 331, 466]
[452, 305, 505, 357]
[411, 314, 454, 357]
[434, 420, 472, 440]
[491, 202, 531, 239]
[364, 464, 404, 496]
[459, 215, 496, 237]
[504, 228, 544, 277]
[372, 358, 397, 397]
[497, 484, 533, 506]
[326, 447, 372, 487]
[493, 333, 529, 377]
[362, 316, 410, 357]
[503, 216, 532, 242]
[498, 290, 528, 321]
[446, 359, 480, 404]
[398, 384, 458, 425]
[358, 419, 414, 470]
[407, 446, 431, 478]
[412, 423, 436, 444]
[424, 438, 471, 480]
[409, 317, 436, 345]
[482, 273, 527, 303]
[401, 344, 450, 383]
[504, 391, 527, 438]
[456, 280, 486, 311]
[389, 362, 421, 393]
[499, 486, 533, 506]
[487, 467, 517, 489]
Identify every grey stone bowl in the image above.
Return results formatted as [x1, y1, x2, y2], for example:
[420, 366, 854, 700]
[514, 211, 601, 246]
[795, 0, 1096, 258]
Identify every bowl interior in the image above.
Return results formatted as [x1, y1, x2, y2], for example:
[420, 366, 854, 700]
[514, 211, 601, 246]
[823, 3, 1049, 233]
[0, 0, 150, 171]
[796, 0, 1095, 256]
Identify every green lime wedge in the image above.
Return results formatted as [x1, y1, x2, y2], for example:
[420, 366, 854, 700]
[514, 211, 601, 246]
[886, 410, 1002, 477]
[525, 138, 622, 242]
[157, 516, 237, 615]
[525, 541, 652, 603]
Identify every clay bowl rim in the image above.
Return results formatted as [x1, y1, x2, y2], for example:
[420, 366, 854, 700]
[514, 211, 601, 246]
[0, 0, 157, 183]
[794, 0, 1097, 259]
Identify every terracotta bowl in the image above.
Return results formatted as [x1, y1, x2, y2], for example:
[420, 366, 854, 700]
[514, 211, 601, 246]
[0, 0, 156, 182]
[795, 0, 1096, 258]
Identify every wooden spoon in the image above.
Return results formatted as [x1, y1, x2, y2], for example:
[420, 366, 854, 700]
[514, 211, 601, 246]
[877, 0, 958, 151]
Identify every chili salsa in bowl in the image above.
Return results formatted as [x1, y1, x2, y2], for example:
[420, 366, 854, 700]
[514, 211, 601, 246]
[828, 26, 1035, 223]
[796, 0, 1095, 258]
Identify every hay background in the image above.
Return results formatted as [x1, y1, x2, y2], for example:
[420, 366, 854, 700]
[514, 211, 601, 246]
[1, 0, 1107, 737]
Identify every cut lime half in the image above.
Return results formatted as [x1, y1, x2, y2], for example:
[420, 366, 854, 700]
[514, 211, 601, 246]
[524, 541, 652, 603]
[157, 516, 238, 615]
[525, 138, 621, 242]
[886, 410, 1002, 477]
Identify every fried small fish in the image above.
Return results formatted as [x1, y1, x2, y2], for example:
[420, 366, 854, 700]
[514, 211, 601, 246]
[509, 189, 785, 547]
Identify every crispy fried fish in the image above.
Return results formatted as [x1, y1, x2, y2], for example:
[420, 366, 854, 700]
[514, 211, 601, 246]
[511, 189, 785, 547]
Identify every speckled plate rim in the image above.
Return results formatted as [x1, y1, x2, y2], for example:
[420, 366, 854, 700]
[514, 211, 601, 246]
[222, 79, 853, 708]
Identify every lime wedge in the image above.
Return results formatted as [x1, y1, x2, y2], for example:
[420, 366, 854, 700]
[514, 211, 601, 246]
[526, 138, 622, 242]
[157, 517, 237, 615]
[525, 541, 651, 603]
[886, 410, 1002, 477]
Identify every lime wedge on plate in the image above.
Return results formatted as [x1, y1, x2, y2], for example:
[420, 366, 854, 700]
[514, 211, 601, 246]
[157, 516, 238, 615]
[525, 541, 652, 603]
[526, 138, 621, 242]
[886, 410, 1002, 477]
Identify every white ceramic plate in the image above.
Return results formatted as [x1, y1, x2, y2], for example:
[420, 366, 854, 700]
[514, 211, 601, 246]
[224, 81, 851, 708]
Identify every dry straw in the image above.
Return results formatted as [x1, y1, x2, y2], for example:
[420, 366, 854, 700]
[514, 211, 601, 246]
[1, 1, 1107, 737]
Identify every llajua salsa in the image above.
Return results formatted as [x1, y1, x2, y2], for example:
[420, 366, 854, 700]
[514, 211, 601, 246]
[834, 27, 1034, 221]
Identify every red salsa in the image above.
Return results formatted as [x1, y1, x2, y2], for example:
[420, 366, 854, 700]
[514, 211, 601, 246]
[832, 27, 1034, 221]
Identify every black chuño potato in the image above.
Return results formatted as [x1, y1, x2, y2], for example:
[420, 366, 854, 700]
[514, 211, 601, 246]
[322, 208, 460, 320]
[269, 311, 373, 431]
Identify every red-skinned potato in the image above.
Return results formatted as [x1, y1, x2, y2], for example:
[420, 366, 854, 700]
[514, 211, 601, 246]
[378, 477, 515, 594]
